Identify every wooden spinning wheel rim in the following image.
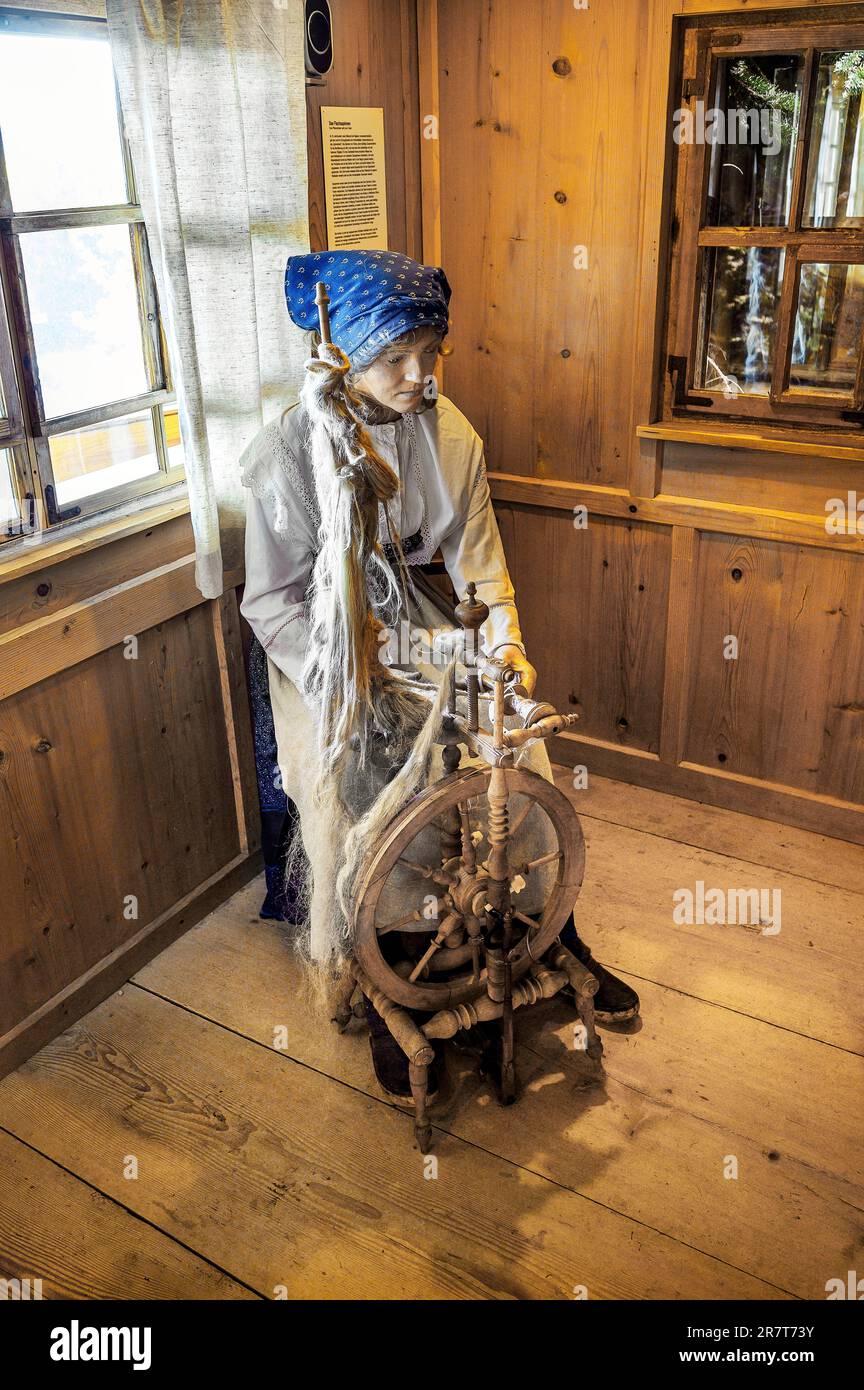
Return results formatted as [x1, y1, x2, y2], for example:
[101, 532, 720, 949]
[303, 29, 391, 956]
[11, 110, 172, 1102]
[352, 766, 586, 1011]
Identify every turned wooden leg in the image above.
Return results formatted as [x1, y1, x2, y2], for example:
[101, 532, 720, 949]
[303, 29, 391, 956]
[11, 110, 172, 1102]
[499, 960, 516, 1105]
[332, 968, 358, 1032]
[499, 1015, 516, 1105]
[575, 989, 604, 1063]
[409, 1060, 433, 1153]
[548, 943, 604, 1064]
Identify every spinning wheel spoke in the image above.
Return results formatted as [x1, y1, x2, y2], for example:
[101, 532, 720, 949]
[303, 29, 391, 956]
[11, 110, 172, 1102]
[508, 797, 536, 842]
[408, 910, 463, 981]
[378, 897, 448, 935]
[398, 856, 455, 887]
[512, 908, 540, 931]
[510, 909, 546, 960]
[512, 849, 563, 875]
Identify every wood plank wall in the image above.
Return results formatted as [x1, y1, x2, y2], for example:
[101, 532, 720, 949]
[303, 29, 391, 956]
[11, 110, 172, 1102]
[426, 0, 864, 843]
[0, 513, 262, 1076]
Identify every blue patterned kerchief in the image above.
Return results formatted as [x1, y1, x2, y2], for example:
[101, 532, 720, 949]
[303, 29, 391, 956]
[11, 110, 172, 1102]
[284, 250, 451, 363]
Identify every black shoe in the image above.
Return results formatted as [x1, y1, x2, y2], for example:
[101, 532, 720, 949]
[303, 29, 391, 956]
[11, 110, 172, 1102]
[560, 917, 640, 1023]
[363, 995, 439, 1103]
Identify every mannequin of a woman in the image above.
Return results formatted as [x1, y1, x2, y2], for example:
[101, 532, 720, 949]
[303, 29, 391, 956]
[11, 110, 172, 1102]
[240, 250, 638, 1099]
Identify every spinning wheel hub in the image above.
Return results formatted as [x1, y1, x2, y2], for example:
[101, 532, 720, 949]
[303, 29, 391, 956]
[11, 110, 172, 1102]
[446, 866, 490, 919]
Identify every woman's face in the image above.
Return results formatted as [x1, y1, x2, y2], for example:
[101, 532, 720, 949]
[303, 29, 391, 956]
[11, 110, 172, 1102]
[352, 327, 443, 413]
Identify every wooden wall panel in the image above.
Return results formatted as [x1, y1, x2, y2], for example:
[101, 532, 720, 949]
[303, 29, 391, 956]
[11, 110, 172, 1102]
[0, 516, 194, 637]
[306, 0, 421, 256]
[498, 506, 672, 753]
[436, 0, 651, 487]
[683, 535, 864, 803]
[661, 444, 864, 520]
[0, 606, 240, 1036]
[428, 0, 864, 841]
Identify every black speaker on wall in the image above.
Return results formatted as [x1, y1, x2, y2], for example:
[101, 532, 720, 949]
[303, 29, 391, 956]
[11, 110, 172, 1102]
[305, 0, 333, 80]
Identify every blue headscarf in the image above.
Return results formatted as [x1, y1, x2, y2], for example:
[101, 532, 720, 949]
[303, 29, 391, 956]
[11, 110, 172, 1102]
[284, 250, 451, 364]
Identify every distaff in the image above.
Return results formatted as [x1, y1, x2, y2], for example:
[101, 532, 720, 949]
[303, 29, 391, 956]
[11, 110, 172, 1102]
[314, 279, 332, 346]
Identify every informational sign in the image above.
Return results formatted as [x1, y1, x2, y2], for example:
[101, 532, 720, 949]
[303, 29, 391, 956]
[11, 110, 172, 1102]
[321, 106, 388, 251]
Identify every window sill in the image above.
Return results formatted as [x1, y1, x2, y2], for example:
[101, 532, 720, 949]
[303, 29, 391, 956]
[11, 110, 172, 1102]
[0, 484, 190, 585]
[636, 420, 864, 463]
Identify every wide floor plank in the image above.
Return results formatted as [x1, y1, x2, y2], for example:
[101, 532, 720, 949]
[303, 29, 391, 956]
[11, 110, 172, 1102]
[0, 983, 781, 1300]
[0, 1129, 255, 1300]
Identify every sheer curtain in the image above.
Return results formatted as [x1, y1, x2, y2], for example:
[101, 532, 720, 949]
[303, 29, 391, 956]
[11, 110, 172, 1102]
[106, 0, 309, 598]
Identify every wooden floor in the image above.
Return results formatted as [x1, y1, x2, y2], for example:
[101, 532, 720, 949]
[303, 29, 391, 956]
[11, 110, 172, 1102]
[1, 772, 862, 1300]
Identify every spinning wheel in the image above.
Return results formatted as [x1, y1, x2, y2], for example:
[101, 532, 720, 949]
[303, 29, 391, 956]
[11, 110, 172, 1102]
[335, 577, 606, 1153]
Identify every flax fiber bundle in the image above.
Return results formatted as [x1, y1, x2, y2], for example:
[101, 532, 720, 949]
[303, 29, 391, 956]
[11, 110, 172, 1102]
[294, 341, 455, 983]
[299, 341, 437, 781]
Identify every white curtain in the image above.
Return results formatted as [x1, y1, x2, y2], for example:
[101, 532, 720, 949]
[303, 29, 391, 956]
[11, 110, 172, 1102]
[106, 0, 310, 598]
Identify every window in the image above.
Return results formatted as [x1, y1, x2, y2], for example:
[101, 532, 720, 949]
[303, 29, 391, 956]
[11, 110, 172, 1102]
[663, 12, 864, 434]
[0, 8, 183, 546]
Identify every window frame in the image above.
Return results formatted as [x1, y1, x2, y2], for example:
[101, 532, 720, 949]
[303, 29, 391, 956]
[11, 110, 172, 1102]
[0, 6, 183, 547]
[663, 13, 864, 435]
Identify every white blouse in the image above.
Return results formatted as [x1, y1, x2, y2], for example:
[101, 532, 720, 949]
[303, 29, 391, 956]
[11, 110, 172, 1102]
[239, 393, 526, 686]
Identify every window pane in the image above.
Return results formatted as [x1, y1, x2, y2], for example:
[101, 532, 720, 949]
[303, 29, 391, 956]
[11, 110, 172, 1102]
[789, 261, 864, 394]
[0, 24, 128, 212]
[162, 407, 185, 469]
[705, 54, 804, 227]
[803, 51, 864, 229]
[697, 246, 785, 395]
[49, 412, 160, 505]
[1, 447, 19, 530]
[21, 224, 151, 419]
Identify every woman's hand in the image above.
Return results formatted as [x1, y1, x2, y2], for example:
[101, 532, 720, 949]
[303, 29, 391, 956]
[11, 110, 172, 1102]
[494, 645, 538, 697]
